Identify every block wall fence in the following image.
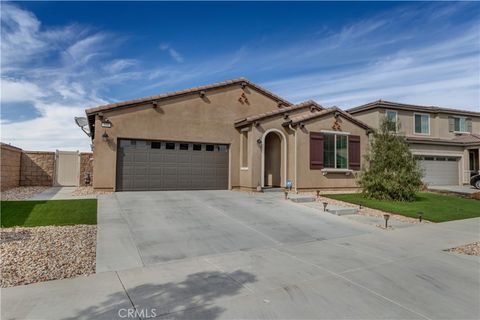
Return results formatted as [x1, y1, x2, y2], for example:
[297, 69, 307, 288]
[0, 143, 93, 190]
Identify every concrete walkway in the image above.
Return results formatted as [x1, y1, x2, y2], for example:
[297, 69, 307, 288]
[2, 218, 478, 320]
[29, 186, 96, 200]
[428, 185, 479, 195]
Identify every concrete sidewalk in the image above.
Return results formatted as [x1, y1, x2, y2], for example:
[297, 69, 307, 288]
[29, 187, 97, 200]
[2, 217, 479, 320]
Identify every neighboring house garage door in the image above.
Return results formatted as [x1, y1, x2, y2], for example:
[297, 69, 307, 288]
[116, 139, 229, 191]
[417, 156, 459, 186]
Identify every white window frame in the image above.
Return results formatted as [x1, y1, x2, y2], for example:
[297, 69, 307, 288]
[413, 112, 430, 135]
[385, 110, 398, 132]
[453, 116, 469, 134]
[323, 133, 349, 169]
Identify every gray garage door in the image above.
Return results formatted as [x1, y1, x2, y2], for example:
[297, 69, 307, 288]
[116, 139, 229, 191]
[417, 156, 459, 186]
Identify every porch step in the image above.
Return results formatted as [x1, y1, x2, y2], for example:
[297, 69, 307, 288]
[262, 187, 284, 193]
[289, 194, 316, 203]
[326, 205, 358, 216]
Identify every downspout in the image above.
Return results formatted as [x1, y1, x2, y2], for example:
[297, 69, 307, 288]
[289, 123, 298, 193]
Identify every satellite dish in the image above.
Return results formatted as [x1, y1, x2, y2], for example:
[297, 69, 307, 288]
[74, 117, 91, 137]
[75, 117, 88, 127]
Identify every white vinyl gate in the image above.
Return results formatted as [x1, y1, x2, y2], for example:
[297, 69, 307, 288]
[55, 151, 80, 186]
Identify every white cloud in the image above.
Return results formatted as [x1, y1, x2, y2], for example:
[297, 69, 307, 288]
[160, 44, 184, 63]
[103, 59, 138, 73]
[0, 78, 45, 103]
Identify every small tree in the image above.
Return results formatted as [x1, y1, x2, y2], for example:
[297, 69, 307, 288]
[359, 118, 423, 201]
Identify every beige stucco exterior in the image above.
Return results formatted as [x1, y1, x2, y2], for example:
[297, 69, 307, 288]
[91, 85, 282, 190]
[348, 103, 480, 185]
[294, 114, 369, 191]
[88, 81, 371, 192]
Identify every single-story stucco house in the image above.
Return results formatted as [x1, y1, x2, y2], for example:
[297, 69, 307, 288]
[85, 78, 371, 192]
[85, 78, 480, 192]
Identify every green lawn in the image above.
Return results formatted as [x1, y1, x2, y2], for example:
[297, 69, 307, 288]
[324, 192, 480, 222]
[1, 199, 97, 228]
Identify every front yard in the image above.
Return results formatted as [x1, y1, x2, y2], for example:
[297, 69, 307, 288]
[0, 199, 97, 287]
[325, 192, 480, 222]
[1, 199, 97, 227]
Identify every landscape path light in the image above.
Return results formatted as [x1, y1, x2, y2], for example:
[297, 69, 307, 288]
[417, 212, 423, 222]
[383, 214, 390, 229]
[322, 202, 328, 211]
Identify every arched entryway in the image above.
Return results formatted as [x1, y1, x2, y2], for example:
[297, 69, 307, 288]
[261, 129, 287, 188]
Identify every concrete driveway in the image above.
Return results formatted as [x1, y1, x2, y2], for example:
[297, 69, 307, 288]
[96, 190, 372, 272]
[2, 191, 479, 320]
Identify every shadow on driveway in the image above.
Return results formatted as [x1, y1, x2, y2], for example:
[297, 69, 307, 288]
[66, 270, 257, 320]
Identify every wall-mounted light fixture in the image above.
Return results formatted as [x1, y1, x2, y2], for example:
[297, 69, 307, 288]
[277, 102, 283, 108]
[334, 111, 341, 118]
[101, 119, 112, 128]
[98, 112, 104, 120]
[152, 101, 159, 108]
[241, 82, 247, 89]
[299, 122, 305, 128]
[199, 90, 206, 98]
[102, 131, 109, 142]
[253, 121, 260, 127]
[256, 138, 262, 145]
[283, 113, 289, 120]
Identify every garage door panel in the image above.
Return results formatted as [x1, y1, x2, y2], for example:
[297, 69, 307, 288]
[117, 139, 229, 191]
[418, 157, 459, 186]
[149, 153, 164, 162]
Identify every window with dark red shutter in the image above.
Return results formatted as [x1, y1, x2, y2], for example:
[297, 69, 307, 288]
[348, 135, 361, 170]
[310, 132, 324, 170]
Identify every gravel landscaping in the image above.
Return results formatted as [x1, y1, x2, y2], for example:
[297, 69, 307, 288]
[447, 242, 480, 256]
[71, 186, 112, 196]
[0, 225, 96, 287]
[1, 186, 49, 201]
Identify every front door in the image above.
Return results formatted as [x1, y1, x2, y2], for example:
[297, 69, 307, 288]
[264, 132, 282, 187]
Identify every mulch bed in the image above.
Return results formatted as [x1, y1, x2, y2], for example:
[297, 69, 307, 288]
[0, 225, 96, 287]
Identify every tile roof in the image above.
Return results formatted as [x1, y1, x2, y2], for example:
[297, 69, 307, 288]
[347, 100, 480, 117]
[85, 77, 292, 115]
[234, 100, 323, 127]
[406, 134, 480, 146]
[286, 107, 372, 131]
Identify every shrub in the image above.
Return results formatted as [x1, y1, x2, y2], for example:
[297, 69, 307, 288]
[358, 118, 423, 201]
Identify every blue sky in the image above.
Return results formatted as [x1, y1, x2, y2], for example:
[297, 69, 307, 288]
[1, 1, 479, 151]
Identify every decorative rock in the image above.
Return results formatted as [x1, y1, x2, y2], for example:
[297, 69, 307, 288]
[0, 225, 96, 287]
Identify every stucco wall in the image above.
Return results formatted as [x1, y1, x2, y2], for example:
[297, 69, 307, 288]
[20, 151, 55, 186]
[295, 113, 370, 191]
[91, 84, 283, 190]
[352, 108, 480, 139]
[80, 152, 94, 186]
[1, 144, 22, 191]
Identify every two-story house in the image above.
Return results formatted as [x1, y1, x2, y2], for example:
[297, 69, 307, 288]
[347, 100, 480, 186]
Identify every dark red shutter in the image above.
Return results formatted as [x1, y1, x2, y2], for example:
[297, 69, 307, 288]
[348, 135, 361, 170]
[310, 132, 324, 170]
